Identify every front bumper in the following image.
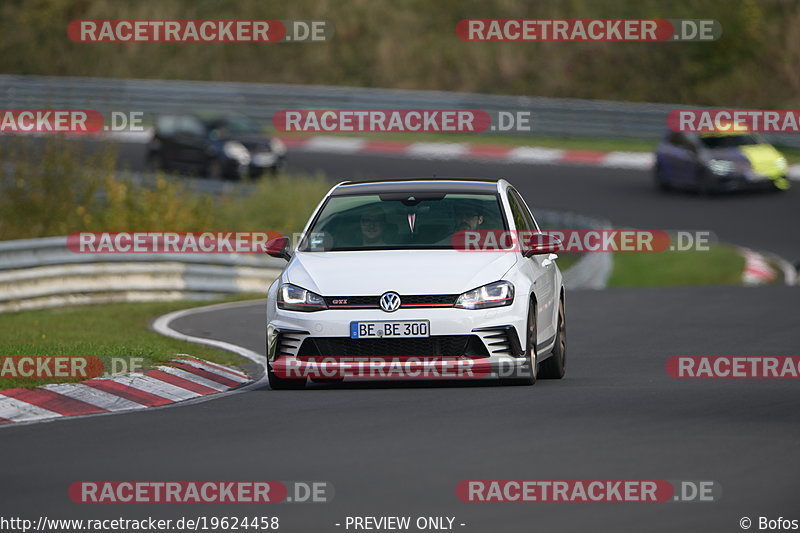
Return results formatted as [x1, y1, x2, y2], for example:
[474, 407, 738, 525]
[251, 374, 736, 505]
[711, 171, 789, 191]
[224, 153, 284, 178]
[267, 306, 530, 379]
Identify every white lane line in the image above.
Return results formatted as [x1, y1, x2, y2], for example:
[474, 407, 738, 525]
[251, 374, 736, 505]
[0, 395, 61, 422]
[151, 299, 266, 392]
[506, 146, 565, 163]
[602, 151, 654, 169]
[108, 373, 201, 401]
[104, 129, 153, 142]
[174, 358, 249, 383]
[406, 142, 470, 159]
[151, 301, 265, 369]
[158, 366, 230, 391]
[305, 136, 367, 153]
[42, 383, 146, 412]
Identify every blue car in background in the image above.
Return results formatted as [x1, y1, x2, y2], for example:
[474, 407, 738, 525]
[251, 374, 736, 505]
[654, 131, 790, 194]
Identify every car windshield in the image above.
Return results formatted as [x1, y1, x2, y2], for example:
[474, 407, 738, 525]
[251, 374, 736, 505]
[206, 117, 263, 135]
[699, 134, 760, 149]
[297, 192, 507, 251]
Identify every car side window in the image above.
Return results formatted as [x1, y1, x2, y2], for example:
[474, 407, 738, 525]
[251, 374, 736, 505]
[510, 189, 539, 232]
[506, 190, 531, 233]
[670, 132, 696, 152]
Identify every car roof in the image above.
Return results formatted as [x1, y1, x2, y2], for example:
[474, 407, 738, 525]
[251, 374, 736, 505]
[331, 178, 504, 196]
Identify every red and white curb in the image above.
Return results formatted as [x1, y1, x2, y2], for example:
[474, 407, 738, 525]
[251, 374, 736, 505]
[0, 356, 250, 426]
[740, 248, 778, 286]
[278, 134, 800, 178]
[28, 129, 800, 176]
[279, 135, 656, 169]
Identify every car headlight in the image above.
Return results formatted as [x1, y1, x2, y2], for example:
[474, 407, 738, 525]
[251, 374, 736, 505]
[223, 141, 251, 164]
[776, 156, 788, 172]
[270, 137, 287, 156]
[454, 281, 514, 310]
[708, 159, 736, 175]
[277, 283, 327, 312]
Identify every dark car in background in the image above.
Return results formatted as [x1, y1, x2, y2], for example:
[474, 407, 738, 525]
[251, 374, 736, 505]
[146, 113, 287, 180]
[654, 131, 790, 194]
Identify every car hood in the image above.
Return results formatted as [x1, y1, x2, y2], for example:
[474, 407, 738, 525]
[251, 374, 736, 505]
[706, 144, 785, 179]
[285, 250, 519, 295]
[739, 144, 785, 178]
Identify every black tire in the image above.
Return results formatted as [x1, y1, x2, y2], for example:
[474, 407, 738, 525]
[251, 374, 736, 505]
[539, 297, 566, 379]
[267, 362, 306, 390]
[654, 162, 671, 191]
[499, 300, 537, 386]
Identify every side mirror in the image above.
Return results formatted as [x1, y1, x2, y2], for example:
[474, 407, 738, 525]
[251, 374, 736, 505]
[523, 233, 562, 257]
[264, 236, 291, 261]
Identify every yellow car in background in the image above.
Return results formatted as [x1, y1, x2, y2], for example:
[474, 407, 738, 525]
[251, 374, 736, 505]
[654, 131, 790, 194]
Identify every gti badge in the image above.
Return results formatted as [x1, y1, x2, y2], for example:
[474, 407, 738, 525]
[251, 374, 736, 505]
[379, 292, 401, 312]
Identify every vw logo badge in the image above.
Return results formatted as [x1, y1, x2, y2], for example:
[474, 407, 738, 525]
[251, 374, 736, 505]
[379, 292, 401, 312]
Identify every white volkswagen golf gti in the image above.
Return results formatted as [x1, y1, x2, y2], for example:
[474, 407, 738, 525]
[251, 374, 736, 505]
[264, 179, 566, 389]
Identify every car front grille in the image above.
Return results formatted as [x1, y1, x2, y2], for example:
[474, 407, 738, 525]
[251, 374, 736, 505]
[324, 294, 458, 310]
[296, 335, 487, 359]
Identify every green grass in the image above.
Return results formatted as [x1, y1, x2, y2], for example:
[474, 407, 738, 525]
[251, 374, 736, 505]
[608, 244, 746, 287]
[0, 298, 261, 390]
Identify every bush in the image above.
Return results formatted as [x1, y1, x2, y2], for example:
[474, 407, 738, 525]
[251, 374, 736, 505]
[0, 136, 330, 239]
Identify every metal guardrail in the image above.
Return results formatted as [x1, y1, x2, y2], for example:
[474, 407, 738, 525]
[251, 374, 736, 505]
[3, 74, 799, 148]
[0, 211, 611, 313]
[0, 237, 286, 312]
[537, 209, 613, 290]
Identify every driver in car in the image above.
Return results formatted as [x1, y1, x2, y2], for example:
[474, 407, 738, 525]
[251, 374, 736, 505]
[454, 202, 485, 231]
[360, 206, 387, 246]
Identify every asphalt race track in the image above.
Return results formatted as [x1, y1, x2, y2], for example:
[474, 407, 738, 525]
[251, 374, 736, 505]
[2, 145, 799, 533]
